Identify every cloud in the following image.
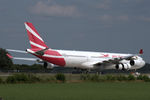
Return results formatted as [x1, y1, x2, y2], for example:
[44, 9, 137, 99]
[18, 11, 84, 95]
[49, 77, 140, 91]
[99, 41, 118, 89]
[99, 15, 129, 22]
[99, 15, 112, 21]
[118, 15, 129, 21]
[97, 3, 110, 10]
[30, 1, 80, 17]
[96, 0, 111, 10]
[139, 16, 150, 22]
[122, 0, 144, 3]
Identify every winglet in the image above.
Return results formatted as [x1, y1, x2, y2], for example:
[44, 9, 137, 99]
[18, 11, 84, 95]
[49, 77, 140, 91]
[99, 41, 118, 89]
[6, 53, 13, 59]
[139, 49, 143, 55]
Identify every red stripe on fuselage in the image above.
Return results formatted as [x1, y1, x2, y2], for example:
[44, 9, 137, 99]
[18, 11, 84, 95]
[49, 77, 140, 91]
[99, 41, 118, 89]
[31, 49, 66, 66]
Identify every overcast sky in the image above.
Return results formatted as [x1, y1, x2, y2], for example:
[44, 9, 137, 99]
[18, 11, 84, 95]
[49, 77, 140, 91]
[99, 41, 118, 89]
[0, 0, 150, 64]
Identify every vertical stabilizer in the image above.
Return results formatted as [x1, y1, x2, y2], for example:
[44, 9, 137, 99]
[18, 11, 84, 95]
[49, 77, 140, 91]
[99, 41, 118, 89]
[24, 22, 48, 49]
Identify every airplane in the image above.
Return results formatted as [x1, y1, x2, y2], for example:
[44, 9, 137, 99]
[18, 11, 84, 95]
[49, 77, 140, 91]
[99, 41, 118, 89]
[7, 22, 145, 72]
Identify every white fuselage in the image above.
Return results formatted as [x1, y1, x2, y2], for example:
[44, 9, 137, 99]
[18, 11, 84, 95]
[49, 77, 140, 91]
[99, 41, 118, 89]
[55, 49, 145, 70]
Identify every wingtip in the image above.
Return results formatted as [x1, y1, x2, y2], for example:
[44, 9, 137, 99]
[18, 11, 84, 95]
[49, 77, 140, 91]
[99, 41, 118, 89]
[6, 53, 13, 59]
[139, 49, 143, 55]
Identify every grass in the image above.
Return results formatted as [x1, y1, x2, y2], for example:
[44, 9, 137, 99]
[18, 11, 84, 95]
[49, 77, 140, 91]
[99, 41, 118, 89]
[0, 82, 150, 100]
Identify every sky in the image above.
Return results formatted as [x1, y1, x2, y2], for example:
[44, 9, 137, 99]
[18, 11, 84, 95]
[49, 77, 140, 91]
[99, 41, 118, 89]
[0, 0, 150, 64]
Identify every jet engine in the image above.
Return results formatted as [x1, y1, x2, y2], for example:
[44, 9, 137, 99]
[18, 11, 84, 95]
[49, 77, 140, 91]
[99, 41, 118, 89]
[115, 56, 144, 70]
[43, 62, 55, 69]
[115, 63, 131, 70]
[130, 59, 141, 66]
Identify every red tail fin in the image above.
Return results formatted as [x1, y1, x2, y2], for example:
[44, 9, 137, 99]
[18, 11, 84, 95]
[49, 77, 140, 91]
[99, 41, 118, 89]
[24, 22, 48, 49]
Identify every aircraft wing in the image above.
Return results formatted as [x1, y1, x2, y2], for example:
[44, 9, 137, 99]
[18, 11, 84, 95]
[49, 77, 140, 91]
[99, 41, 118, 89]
[93, 55, 135, 67]
[93, 49, 143, 67]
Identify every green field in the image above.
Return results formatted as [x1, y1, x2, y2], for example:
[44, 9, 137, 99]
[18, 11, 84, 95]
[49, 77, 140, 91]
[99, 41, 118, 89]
[0, 82, 150, 100]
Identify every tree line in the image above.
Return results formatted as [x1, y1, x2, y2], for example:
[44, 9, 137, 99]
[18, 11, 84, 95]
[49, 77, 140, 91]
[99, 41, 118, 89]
[0, 48, 44, 70]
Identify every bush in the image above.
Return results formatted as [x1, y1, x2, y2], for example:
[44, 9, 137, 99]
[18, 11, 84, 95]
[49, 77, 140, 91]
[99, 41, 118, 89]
[98, 75, 107, 82]
[0, 77, 3, 83]
[106, 75, 116, 81]
[142, 75, 150, 82]
[27, 74, 41, 83]
[127, 74, 136, 81]
[15, 74, 28, 82]
[44, 77, 56, 82]
[0, 48, 13, 69]
[116, 75, 128, 81]
[80, 74, 130, 82]
[55, 73, 66, 82]
[6, 75, 17, 83]
[137, 75, 150, 82]
[137, 75, 142, 80]
[80, 74, 91, 81]
[6, 73, 41, 83]
[90, 74, 99, 82]
[6, 73, 28, 83]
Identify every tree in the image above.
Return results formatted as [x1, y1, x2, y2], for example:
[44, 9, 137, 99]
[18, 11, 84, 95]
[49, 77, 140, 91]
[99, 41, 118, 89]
[0, 48, 13, 69]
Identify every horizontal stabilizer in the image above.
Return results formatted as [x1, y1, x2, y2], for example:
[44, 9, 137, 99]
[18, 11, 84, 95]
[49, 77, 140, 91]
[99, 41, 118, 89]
[6, 49, 27, 53]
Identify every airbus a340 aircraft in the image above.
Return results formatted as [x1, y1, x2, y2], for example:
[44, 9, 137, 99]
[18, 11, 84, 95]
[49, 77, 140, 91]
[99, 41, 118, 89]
[7, 22, 145, 71]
